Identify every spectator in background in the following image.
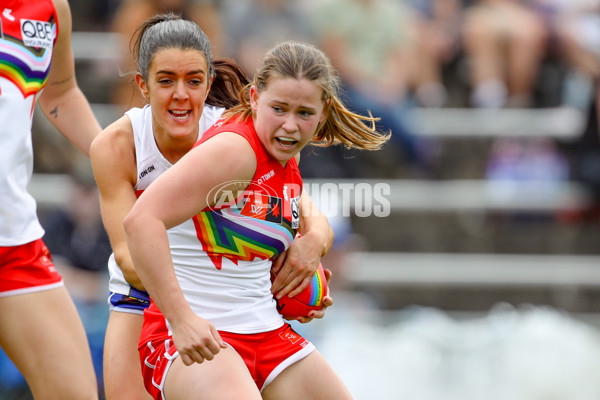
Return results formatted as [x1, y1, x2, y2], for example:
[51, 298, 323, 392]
[545, 0, 600, 216]
[110, 0, 223, 111]
[554, 2, 600, 81]
[309, 0, 425, 170]
[69, 0, 119, 31]
[408, 0, 464, 108]
[220, 0, 315, 78]
[461, 0, 548, 108]
[485, 137, 570, 188]
[549, 0, 600, 109]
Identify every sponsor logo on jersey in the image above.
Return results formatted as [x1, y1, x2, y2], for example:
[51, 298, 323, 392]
[139, 164, 156, 180]
[257, 169, 275, 185]
[21, 18, 53, 49]
[290, 195, 300, 229]
[280, 330, 302, 344]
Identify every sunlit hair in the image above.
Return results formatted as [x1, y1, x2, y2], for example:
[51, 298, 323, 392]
[132, 13, 248, 108]
[223, 41, 390, 150]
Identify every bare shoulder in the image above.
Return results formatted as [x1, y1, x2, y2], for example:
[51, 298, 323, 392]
[197, 131, 256, 167]
[178, 131, 258, 186]
[90, 116, 136, 180]
[92, 116, 134, 152]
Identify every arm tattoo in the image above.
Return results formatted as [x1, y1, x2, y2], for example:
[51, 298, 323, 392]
[50, 105, 58, 118]
[49, 75, 74, 86]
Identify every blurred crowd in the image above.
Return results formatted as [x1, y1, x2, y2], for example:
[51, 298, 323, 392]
[50, 0, 600, 235]
[38, 0, 599, 183]
[72, 0, 600, 109]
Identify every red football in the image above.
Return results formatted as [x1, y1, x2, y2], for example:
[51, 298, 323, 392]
[272, 263, 328, 319]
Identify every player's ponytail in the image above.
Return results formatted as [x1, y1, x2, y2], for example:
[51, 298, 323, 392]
[206, 58, 250, 109]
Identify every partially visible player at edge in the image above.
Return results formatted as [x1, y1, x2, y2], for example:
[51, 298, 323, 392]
[124, 40, 390, 399]
[90, 14, 335, 400]
[0, 0, 101, 398]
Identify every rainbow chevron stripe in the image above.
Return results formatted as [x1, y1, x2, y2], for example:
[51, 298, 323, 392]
[0, 33, 55, 98]
[193, 207, 294, 269]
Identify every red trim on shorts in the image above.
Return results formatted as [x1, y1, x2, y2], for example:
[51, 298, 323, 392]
[0, 238, 62, 296]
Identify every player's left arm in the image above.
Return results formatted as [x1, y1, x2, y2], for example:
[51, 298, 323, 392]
[37, 0, 101, 156]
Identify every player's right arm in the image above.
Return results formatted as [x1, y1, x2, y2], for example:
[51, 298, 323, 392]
[39, 0, 101, 155]
[90, 115, 144, 290]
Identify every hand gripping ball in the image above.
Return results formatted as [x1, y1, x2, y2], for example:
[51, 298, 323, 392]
[272, 263, 328, 319]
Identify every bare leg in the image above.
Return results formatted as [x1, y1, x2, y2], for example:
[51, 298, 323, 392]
[262, 350, 353, 400]
[0, 287, 98, 400]
[164, 346, 261, 400]
[506, 7, 547, 104]
[462, 7, 507, 107]
[462, 7, 505, 88]
[103, 311, 151, 400]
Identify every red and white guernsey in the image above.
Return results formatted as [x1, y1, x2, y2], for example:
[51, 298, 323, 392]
[107, 104, 225, 297]
[141, 116, 303, 346]
[0, 0, 57, 245]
